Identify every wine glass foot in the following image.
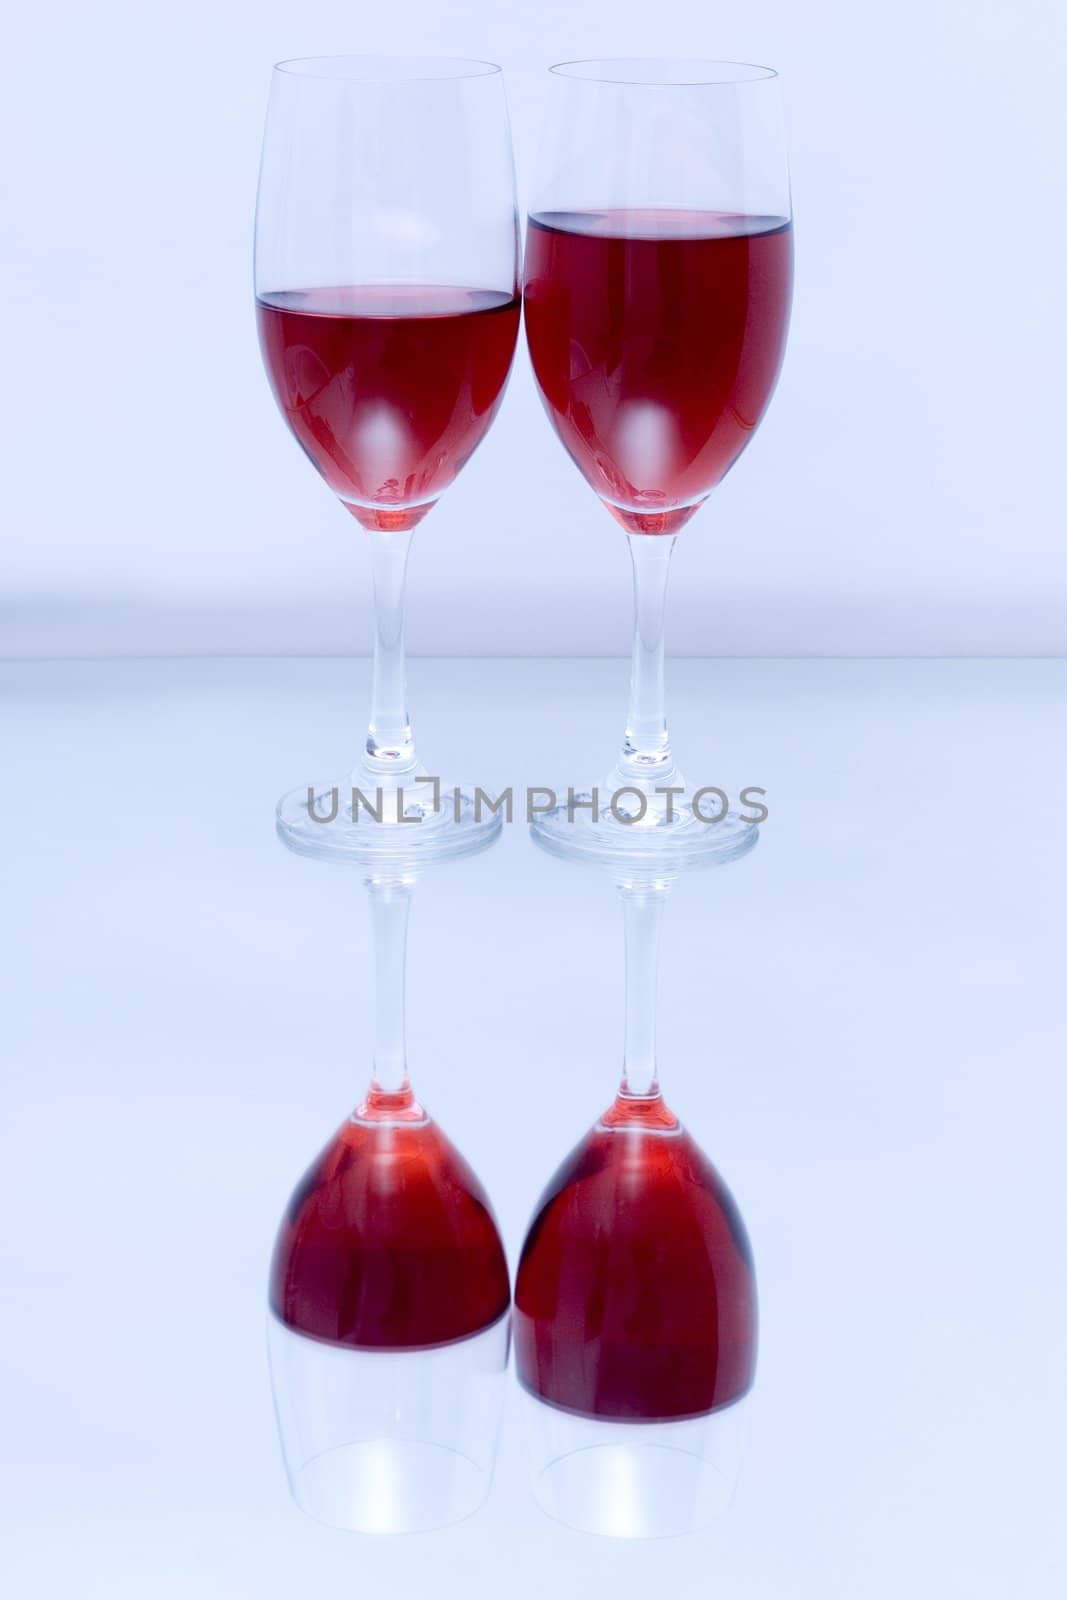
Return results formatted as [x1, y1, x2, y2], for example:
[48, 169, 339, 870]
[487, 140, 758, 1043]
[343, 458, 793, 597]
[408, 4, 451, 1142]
[530, 794, 759, 873]
[276, 779, 502, 867]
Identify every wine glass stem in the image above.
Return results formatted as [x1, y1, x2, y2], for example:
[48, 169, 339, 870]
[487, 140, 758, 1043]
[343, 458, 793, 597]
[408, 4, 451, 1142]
[617, 533, 678, 789]
[620, 881, 668, 1098]
[365, 528, 418, 777]
[367, 876, 412, 1095]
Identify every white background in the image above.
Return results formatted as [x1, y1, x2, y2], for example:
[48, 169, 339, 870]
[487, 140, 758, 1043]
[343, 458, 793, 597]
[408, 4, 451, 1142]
[2, 0, 1066, 659]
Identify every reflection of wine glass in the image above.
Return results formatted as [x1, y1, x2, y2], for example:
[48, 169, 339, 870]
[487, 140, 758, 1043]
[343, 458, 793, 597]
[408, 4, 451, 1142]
[515, 849, 756, 1537]
[523, 60, 792, 867]
[255, 58, 520, 865]
[268, 864, 510, 1532]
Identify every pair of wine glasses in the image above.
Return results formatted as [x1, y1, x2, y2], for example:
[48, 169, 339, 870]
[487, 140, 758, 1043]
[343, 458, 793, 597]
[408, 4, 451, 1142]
[258, 53, 792, 873]
[258, 55, 791, 1538]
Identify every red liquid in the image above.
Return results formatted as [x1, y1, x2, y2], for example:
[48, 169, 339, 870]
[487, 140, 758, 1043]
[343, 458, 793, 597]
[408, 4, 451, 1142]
[514, 1094, 756, 1420]
[270, 1090, 510, 1350]
[257, 285, 520, 531]
[523, 210, 792, 534]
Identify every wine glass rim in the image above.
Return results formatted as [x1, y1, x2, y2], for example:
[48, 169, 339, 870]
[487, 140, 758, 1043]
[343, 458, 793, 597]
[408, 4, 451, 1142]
[273, 55, 503, 83]
[549, 58, 778, 87]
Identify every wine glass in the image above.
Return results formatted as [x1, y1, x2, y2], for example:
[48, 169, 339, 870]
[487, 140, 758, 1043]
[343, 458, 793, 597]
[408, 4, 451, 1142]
[255, 58, 520, 865]
[268, 852, 510, 1532]
[523, 60, 792, 868]
[515, 845, 756, 1536]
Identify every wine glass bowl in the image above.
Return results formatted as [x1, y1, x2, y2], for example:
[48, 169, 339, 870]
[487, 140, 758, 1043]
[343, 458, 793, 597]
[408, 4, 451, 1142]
[271, 1091, 510, 1352]
[515, 1093, 756, 1423]
[256, 282, 519, 535]
[524, 206, 791, 536]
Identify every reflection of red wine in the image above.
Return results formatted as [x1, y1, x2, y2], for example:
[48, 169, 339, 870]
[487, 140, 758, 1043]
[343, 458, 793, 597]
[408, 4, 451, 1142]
[257, 285, 520, 531]
[524, 210, 792, 534]
[515, 1094, 756, 1420]
[271, 1090, 510, 1350]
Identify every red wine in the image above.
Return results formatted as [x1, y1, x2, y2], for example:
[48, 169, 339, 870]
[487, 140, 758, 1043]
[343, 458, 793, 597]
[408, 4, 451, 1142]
[514, 1093, 756, 1420]
[524, 210, 792, 534]
[257, 285, 520, 531]
[270, 1089, 510, 1350]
